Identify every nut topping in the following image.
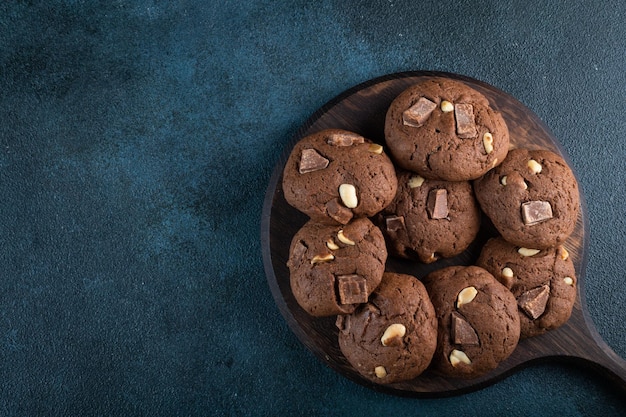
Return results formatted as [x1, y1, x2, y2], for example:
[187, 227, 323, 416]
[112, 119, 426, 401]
[501, 267, 514, 279]
[338, 184, 358, 209]
[408, 175, 425, 188]
[483, 132, 494, 154]
[449, 349, 472, 367]
[381, 323, 407, 347]
[456, 286, 478, 308]
[368, 143, 384, 154]
[441, 100, 454, 112]
[326, 238, 339, 251]
[558, 246, 570, 261]
[310, 253, 335, 264]
[337, 229, 356, 246]
[527, 159, 542, 174]
[518, 247, 541, 257]
[563, 277, 574, 286]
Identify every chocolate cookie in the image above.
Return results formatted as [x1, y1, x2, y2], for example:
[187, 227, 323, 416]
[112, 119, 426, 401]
[287, 217, 387, 317]
[336, 272, 437, 384]
[282, 129, 398, 224]
[423, 266, 520, 379]
[384, 77, 509, 181]
[476, 237, 577, 338]
[375, 169, 481, 263]
[473, 148, 580, 249]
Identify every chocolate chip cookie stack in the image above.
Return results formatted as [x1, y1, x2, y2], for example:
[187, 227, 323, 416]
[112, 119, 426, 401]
[280, 77, 581, 384]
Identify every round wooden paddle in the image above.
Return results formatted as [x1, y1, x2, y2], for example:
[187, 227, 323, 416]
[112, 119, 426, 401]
[261, 71, 626, 397]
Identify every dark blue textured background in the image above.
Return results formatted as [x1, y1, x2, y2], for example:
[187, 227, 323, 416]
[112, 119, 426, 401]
[1, 1, 625, 415]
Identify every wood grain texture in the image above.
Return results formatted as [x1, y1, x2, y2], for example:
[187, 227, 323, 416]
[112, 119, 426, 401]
[261, 71, 626, 397]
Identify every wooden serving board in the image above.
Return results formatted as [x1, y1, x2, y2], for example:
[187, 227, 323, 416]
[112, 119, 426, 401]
[261, 71, 626, 397]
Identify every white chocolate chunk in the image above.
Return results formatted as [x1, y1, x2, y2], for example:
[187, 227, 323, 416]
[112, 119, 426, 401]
[337, 229, 355, 246]
[310, 253, 335, 264]
[483, 132, 494, 154]
[368, 143, 384, 154]
[441, 100, 454, 112]
[326, 238, 339, 251]
[502, 267, 514, 279]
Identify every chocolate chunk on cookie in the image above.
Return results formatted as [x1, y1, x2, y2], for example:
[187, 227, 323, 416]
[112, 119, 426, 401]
[476, 237, 577, 338]
[374, 170, 481, 263]
[336, 272, 437, 384]
[473, 148, 580, 249]
[384, 78, 509, 181]
[287, 218, 387, 317]
[282, 129, 398, 224]
[423, 266, 520, 379]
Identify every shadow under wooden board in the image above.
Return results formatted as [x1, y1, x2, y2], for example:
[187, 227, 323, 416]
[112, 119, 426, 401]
[261, 71, 626, 397]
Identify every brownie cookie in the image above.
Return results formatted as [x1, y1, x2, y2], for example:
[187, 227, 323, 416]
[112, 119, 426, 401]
[287, 217, 387, 317]
[336, 272, 437, 384]
[476, 237, 577, 338]
[375, 169, 481, 263]
[423, 266, 520, 379]
[384, 77, 509, 181]
[282, 129, 398, 224]
[473, 148, 580, 249]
